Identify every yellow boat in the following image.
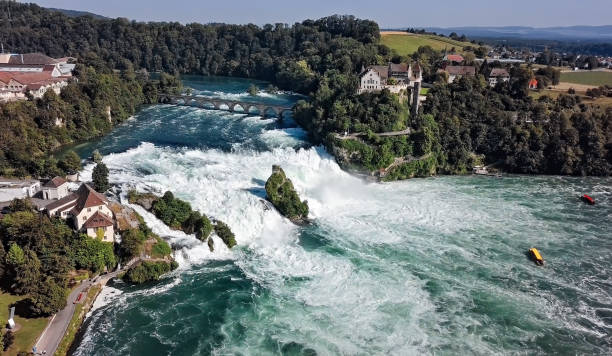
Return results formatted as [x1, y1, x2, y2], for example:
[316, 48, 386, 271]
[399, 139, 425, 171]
[529, 248, 544, 266]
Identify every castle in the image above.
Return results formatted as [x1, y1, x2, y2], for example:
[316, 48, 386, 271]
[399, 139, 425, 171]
[357, 62, 422, 94]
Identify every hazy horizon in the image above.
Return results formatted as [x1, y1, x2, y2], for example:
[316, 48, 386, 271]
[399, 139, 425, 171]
[26, 0, 612, 28]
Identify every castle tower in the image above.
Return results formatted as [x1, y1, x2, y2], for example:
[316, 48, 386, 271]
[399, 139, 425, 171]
[411, 81, 421, 118]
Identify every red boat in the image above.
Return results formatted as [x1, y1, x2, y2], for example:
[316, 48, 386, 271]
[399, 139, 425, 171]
[581, 194, 595, 205]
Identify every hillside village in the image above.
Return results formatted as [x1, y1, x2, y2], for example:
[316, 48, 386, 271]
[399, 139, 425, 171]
[0, 52, 75, 102]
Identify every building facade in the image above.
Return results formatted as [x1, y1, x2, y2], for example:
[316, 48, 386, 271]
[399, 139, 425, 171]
[42, 176, 70, 200]
[0, 177, 41, 202]
[488, 68, 510, 86]
[440, 66, 477, 83]
[46, 184, 115, 242]
[358, 62, 422, 94]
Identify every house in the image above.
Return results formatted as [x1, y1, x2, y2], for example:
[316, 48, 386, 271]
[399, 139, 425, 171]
[358, 62, 422, 94]
[0, 53, 74, 78]
[46, 184, 115, 242]
[444, 54, 464, 63]
[0, 177, 41, 202]
[42, 176, 70, 200]
[440, 66, 476, 83]
[488, 68, 510, 86]
[0, 71, 70, 101]
[528, 78, 538, 89]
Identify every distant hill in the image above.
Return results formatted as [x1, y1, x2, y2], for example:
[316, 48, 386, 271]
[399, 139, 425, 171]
[423, 26, 612, 42]
[380, 32, 473, 56]
[46, 7, 109, 20]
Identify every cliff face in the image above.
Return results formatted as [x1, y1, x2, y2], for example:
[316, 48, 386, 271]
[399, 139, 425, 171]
[264, 165, 309, 224]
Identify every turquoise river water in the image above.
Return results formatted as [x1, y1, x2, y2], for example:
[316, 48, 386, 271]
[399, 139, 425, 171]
[70, 76, 611, 355]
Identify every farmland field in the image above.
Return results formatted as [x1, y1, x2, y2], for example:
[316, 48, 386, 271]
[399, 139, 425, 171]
[560, 71, 612, 86]
[381, 32, 471, 56]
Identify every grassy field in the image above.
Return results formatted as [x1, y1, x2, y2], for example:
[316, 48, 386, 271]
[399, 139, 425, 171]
[560, 71, 612, 86]
[529, 89, 612, 108]
[380, 32, 471, 56]
[0, 292, 49, 356]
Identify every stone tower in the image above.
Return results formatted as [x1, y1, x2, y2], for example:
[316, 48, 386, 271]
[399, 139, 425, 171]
[411, 81, 421, 118]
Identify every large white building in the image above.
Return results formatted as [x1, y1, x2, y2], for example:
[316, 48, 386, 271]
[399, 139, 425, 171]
[0, 53, 75, 102]
[0, 177, 41, 202]
[358, 62, 422, 94]
[0, 53, 75, 77]
[46, 184, 115, 242]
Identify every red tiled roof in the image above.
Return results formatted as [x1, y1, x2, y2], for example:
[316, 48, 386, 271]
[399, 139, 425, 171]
[445, 54, 464, 62]
[83, 211, 113, 228]
[7, 53, 56, 65]
[389, 63, 408, 72]
[74, 184, 108, 211]
[44, 176, 67, 188]
[446, 66, 476, 76]
[489, 68, 510, 77]
[45, 192, 78, 211]
[0, 72, 25, 85]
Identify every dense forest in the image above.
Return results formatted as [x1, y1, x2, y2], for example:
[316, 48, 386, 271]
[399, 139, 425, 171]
[0, 64, 181, 177]
[1, 3, 611, 178]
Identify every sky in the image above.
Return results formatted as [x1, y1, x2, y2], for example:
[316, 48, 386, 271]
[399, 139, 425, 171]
[28, 0, 612, 28]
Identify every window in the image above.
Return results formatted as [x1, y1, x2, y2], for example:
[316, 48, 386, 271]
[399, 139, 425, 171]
[88, 208, 91, 212]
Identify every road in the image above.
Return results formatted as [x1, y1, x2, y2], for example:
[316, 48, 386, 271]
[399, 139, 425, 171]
[33, 280, 92, 355]
[33, 258, 139, 355]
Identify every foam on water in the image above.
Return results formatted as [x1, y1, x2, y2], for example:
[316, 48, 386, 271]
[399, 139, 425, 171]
[73, 79, 612, 355]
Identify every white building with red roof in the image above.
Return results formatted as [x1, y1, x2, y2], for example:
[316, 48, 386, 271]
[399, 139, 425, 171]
[46, 184, 115, 242]
[488, 68, 510, 87]
[41, 176, 70, 200]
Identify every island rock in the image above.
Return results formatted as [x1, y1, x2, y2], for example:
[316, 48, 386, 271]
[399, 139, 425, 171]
[264, 165, 309, 224]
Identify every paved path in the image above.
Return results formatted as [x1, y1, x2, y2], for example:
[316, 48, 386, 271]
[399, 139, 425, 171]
[33, 258, 139, 355]
[335, 128, 412, 140]
[33, 280, 91, 355]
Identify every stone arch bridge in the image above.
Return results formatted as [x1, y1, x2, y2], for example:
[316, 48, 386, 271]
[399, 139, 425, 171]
[159, 94, 294, 120]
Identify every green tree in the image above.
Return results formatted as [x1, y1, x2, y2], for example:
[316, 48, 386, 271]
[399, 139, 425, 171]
[59, 151, 81, 173]
[92, 149, 103, 163]
[6, 243, 25, 267]
[119, 228, 147, 260]
[27, 277, 67, 316]
[92, 162, 110, 192]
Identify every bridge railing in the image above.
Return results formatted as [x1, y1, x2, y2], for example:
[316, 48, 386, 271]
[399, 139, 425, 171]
[159, 94, 293, 119]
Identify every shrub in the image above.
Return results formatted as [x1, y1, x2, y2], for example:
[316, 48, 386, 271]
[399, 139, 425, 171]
[214, 220, 236, 248]
[123, 261, 177, 284]
[151, 236, 172, 258]
[152, 191, 192, 229]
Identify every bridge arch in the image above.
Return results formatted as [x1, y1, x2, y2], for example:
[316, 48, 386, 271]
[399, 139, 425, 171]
[159, 94, 293, 120]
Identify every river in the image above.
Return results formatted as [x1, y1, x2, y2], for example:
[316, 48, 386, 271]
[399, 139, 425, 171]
[70, 76, 612, 355]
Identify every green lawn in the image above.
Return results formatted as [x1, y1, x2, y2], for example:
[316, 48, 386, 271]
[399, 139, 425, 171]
[560, 71, 612, 86]
[381, 33, 471, 56]
[0, 292, 49, 356]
